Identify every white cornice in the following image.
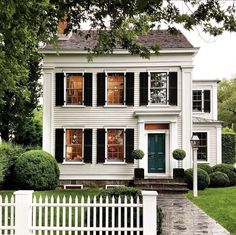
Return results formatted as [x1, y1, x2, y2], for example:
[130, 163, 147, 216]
[134, 109, 181, 117]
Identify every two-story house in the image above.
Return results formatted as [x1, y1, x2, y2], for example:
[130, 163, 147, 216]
[42, 30, 222, 187]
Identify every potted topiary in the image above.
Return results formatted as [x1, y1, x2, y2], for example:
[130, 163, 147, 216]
[132, 149, 145, 179]
[172, 149, 186, 179]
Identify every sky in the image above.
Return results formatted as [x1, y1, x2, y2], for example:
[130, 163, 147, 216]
[181, 28, 236, 81]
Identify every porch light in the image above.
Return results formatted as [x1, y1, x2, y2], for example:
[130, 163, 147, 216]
[190, 135, 200, 197]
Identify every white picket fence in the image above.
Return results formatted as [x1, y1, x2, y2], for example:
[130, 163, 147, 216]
[0, 190, 158, 235]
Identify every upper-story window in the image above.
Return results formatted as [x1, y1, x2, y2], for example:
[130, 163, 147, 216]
[107, 73, 124, 105]
[66, 129, 83, 162]
[150, 72, 168, 104]
[192, 90, 211, 113]
[66, 74, 83, 105]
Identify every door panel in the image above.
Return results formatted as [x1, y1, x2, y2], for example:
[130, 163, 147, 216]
[148, 134, 165, 173]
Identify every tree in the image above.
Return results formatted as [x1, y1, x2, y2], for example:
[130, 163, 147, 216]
[218, 78, 236, 131]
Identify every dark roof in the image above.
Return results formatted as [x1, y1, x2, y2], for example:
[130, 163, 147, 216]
[44, 30, 193, 51]
[193, 116, 222, 124]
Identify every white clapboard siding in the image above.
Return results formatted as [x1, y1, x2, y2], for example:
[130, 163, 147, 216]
[0, 195, 15, 235]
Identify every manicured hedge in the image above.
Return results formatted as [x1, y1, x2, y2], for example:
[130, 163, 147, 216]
[198, 163, 212, 175]
[172, 149, 186, 160]
[209, 171, 230, 187]
[185, 168, 210, 190]
[222, 133, 236, 164]
[15, 150, 60, 190]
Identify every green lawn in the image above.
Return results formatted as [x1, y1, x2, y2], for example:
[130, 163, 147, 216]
[187, 186, 236, 235]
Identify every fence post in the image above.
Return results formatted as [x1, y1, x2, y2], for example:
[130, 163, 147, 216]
[14, 190, 34, 235]
[142, 191, 158, 235]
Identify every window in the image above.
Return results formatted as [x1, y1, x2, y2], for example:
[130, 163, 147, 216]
[107, 129, 124, 162]
[150, 72, 168, 104]
[193, 132, 207, 161]
[66, 129, 83, 161]
[192, 90, 211, 112]
[66, 74, 83, 105]
[107, 73, 124, 105]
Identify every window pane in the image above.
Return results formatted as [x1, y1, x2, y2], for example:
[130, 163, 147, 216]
[66, 129, 83, 161]
[66, 74, 83, 104]
[193, 132, 207, 161]
[193, 90, 202, 112]
[107, 129, 124, 162]
[150, 72, 167, 104]
[107, 73, 124, 105]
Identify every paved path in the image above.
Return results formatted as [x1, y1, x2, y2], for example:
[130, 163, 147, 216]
[157, 194, 230, 235]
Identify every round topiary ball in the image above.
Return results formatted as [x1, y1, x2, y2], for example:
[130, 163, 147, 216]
[212, 164, 236, 186]
[198, 163, 212, 175]
[172, 149, 186, 161]
[15, 150, 60, 190]
[209, 171, 230, 187]
[132, 149, 144, 160]
[185, 168, 210, 190]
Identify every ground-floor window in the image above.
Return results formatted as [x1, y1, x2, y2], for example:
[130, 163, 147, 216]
[66, 129, 83, 161]
[107, 129, 124, 162]
[193, 132, 207, 161]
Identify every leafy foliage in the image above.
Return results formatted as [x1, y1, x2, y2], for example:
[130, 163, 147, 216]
[185, 168, 210, 190]
[212, 164, 236, 186]
[15, 150, 60, 190]
[222, 134, 236, 164]
[172, 149, 186, 160]
[209, 171, 230, 187]
[218, 78, 236, 131]
[198, 163, 212, 175]
[132, 149, 144, 160]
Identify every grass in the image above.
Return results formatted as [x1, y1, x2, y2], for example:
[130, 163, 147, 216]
[187, 186, 236, 235]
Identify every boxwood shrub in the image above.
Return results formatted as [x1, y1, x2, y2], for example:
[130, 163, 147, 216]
[172, 149, 186, 160]
[197, 163, 212, 175]
[185, 168, 210, 190]
[209, 171, 230, 187]
[222, 133, 236, 164]
[0, 142, 25, 188]
[14, 150, 59, 190]
[212, 164, 236, 186]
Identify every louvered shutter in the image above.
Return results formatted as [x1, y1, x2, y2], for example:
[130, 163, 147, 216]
[97, 129, 106, 163]
[204, 90, 211, 113]
[97, 73, 106, 106]
[84, 73, 93, 106]
[140, 72, 149, 106]
[55, 129, 64, 163]
[125, 73, 134, 106]
[169, 72, 178, 106]
[56, 73, 64, 106]
[125, 129, 134, 163]
[84, 129, 93, 163]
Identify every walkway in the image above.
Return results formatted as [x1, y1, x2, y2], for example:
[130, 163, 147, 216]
[157, 194, 230, 235]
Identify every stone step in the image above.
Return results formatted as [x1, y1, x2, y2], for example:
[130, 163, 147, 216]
[141, 187, 188, 194]
[134, 182, 187, 186]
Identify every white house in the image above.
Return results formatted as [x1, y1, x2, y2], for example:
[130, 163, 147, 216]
[41, 30, 222, 187]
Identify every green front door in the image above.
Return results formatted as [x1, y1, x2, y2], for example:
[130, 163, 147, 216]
[148, 134, 165, 173]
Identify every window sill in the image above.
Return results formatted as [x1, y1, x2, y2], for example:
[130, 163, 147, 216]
[104, 105, 128, 108]
[147, 104, 171, 107]
[62, 162, 85, 165]
[103, 162, 127, 165]
[62, 105, 86, 108]
[197, 160, 209, 164]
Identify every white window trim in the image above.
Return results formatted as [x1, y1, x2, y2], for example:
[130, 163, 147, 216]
[104, 127, 127, 164]
[63, 127, 85, 164]
[192, 89, 211, 113]
[193, 131, 209, 163]
[104, 72, 127, 107]
[148, 71, 170, 106]
[63, 72, 85, 106]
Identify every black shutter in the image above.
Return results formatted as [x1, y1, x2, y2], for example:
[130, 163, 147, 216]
[55, 129, 64, 163]
[204, 90, 211, 113]
[56, 73, 64, 106]
[84, 73, 93, 106]
[97, 129, 106, 163]
[169, 72, 178, 106]
[125, 129, 134, 163]
[97, 73, 106, 106]
[84, 129, 93, 163]
[125, 73, 134, 106]
[140, 72, 149, 106]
